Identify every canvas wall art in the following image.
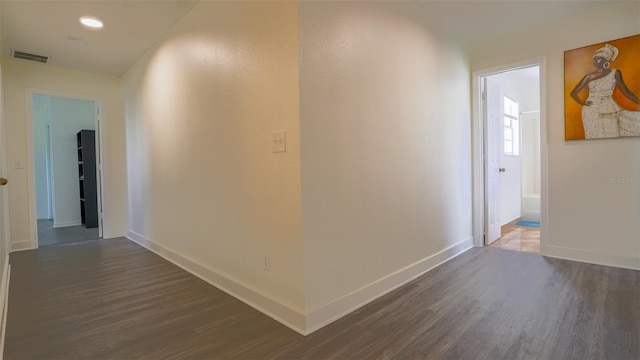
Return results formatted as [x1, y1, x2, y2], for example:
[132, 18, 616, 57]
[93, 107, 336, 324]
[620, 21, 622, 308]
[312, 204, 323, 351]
[564, 34, 640, 140]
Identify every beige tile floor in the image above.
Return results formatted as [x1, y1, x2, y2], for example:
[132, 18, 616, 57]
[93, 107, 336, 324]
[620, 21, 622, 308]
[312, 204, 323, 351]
[489, 220, 540, 254]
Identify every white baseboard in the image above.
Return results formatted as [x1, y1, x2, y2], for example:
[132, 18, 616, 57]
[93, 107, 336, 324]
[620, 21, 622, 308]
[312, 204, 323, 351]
[126, 231, 474, 336]
[545, 245, 640, 270]
[10, 241, 32, 252]
[53, 220, 82, 228]
[0, 258, 11, 359]
[305, 237, 475, 334]
[126, 230, 307, 335]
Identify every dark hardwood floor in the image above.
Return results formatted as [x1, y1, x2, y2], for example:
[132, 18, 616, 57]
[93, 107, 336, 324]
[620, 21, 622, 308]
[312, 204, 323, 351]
[5, 238, 639, 359]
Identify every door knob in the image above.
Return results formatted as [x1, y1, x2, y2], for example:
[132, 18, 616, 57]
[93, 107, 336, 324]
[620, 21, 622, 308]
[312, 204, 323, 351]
[0, 178, 7, 186]
[498, 168, 506, 173]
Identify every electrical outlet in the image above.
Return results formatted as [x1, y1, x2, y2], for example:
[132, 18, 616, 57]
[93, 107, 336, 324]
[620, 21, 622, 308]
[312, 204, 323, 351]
[272, 130, 286, 153]
[263, 256, 271, 271]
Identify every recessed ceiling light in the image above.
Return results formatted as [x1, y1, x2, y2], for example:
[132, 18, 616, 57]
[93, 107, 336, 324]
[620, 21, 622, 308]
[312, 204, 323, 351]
[80, 16, 103, 29]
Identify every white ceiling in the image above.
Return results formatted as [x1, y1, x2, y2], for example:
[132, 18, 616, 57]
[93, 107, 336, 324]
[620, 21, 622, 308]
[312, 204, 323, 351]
[1, 0, 621, 77]
[1, 0, 198, 76]
[415, 0, 620, 44]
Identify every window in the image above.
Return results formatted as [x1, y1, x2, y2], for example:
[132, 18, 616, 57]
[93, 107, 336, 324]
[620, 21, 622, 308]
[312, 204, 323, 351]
[503, 96, 519, 156]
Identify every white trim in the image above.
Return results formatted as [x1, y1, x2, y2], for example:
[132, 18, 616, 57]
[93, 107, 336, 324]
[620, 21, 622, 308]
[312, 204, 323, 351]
[546, 245, 640, 271]
[472, 57, 548, 254]
[9, 241, 31, 253]
[126, 230, 307, 335]
[45, 122, 53, 220]
[95, 104, 104, 239]
[472, 74, 484, 246]
[0, 261, 10, 360]
[24, 91, 37, 249]
[305, 237, 474, 334]
[538, 59, 549, 256]
[24, 89, 105, 250]
[52, 220, 82, 228]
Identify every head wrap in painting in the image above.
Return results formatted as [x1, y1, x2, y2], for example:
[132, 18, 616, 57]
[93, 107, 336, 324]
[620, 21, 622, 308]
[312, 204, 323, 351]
[593, 43, 619, 61]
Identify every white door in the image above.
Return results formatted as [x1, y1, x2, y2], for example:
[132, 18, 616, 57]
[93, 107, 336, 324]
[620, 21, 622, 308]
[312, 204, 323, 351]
[0, 65, 9, 261]
[484, 77, 502, 245]
[500, 96, 521, 225]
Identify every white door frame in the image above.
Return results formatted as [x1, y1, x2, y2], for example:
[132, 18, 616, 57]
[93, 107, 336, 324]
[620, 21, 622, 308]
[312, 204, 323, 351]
[0, 67, 10, 257]
[472, 57, 549, 255]
[25, 88, 104, 249]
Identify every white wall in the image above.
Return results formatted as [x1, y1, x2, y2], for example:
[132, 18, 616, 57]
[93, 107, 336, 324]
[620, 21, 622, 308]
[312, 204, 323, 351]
[521, 108, 541, 222]
[123, 0, 473, 334]
[49, 97, 95, 227]
[521, 118, 541, 197]
[32, 94, 50, 219]
[123, 1, 305, 330]
[2, 58, 127, 249]
[123, 1, 473, 334]
[298, 1, 473, 330]
[471, 1, 640, 269]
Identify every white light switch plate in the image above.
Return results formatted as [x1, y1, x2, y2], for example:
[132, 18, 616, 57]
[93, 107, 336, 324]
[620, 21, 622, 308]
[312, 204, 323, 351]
[272, 130, 286, 153]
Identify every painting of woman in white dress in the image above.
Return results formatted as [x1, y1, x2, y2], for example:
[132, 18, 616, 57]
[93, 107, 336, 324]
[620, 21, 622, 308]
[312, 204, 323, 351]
[565, 35, 640, 140]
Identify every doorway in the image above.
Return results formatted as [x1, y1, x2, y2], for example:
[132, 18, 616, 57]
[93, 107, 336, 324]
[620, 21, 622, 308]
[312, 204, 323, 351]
[28, 93, 103, 247]
[473, 59, 548, 255]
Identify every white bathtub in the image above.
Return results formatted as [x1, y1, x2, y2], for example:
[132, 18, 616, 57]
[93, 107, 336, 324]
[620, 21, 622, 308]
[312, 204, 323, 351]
[522, 194, 540, 222]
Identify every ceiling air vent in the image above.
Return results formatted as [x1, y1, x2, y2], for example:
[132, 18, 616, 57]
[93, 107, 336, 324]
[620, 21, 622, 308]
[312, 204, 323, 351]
[11, 49, 49, 64]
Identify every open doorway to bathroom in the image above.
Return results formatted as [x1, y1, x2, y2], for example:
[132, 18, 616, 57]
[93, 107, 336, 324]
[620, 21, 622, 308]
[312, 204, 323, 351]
[30, 94, 103, 247]
[481, 65, 541, 254]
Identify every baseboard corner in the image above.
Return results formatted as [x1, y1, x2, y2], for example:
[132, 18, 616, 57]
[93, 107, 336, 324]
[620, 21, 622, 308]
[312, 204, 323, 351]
[124, 232, 477, 336]
[10, 240, 33, 253]
[305, 237, 474, 334]
[125, 229, 307, 335]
